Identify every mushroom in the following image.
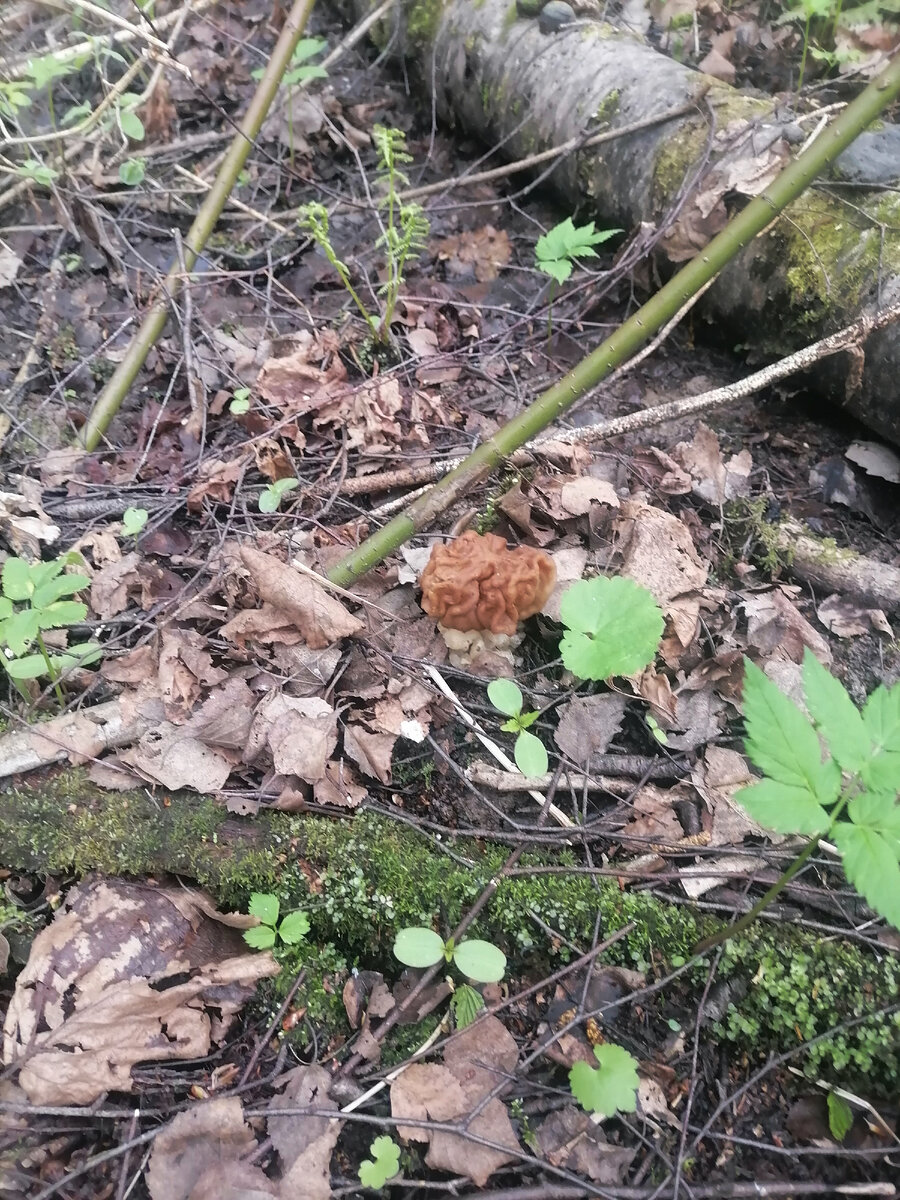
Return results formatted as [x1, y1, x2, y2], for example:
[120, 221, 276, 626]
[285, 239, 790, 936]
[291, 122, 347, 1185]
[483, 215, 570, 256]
[419, 531, 556, 666]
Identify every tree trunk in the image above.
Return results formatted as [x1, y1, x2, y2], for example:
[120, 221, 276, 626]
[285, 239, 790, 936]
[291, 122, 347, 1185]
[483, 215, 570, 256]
[369, 0, 900, 442]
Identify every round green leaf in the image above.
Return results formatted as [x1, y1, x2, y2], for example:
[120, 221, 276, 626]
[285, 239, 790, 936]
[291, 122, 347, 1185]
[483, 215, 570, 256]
[393, 926, 445, 968]
[452, 939, 506, 983]
[559, 575, 663, 681]
[514, 730, 548, 777]
[122, 507, 149, 536]
[258, 488, 279, 514]
[487, 677, 523, 716]
[118, 158, 145, 186]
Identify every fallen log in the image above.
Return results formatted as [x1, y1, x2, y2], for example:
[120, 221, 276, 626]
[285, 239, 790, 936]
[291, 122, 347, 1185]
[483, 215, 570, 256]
[366, 0, 900, 442]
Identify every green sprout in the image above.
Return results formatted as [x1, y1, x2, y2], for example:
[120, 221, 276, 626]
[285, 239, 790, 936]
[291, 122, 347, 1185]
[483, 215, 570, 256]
[258, 478, 300, 513]
[243, 892, 310, 950]
[569, 1042, 640, 1118]
[358, 1136, 401, 1189]
[487, 678, 548, 777]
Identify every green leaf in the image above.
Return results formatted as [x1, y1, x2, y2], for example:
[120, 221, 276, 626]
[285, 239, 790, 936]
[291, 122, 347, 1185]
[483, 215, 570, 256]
[827, 1092, 854, 1142]
[3, 653, 50, 680]
[243, 924, 277, 950]
[832, 817, 900, 929]
[247, 892, 279, 927]
[119, 108, 144, 141]
[121, 507, 149, 537]
[801, 650, 871, 773]
[37, 600, 87, 630]
[569, 1043, 640, 1117]
[2, 609, 41, 655]
[734, 778, 831, 837]
[358, 1136, 400, 1189]
[740, 658, 841, 805]
[452, 939, 507, 984]
[535, 218, 620, 282]
[450, 983, 484, 1029]
[118, 158, 146, 186]
[2, 558, 34, 602]
[8, 643, 104, 679]
[517, 710, 539, 729]
[31, 574, 90, 608]
[514, 729, 548, 777]
[393, 926, 445, 968]
[0, 597, 11, 620]
[860, 683, 900, 793]
[278, 910, 310, 945]
[487, 677, 523, 717]
[559, 575, 664, 681]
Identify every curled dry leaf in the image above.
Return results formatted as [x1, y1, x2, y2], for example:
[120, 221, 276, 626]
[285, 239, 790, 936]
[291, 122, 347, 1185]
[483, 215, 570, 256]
[3, 880, 279, 1104]
[236, 545, 363, 649]
[147, 1097, 260, 1200]
[245, 693, 338, 784]
[269, 1064, 343, 1200]
[536, 1105, 636, 1183]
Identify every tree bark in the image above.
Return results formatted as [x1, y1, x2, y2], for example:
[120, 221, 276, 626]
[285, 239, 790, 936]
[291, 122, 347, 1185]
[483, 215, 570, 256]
[368, 0, 900, 442]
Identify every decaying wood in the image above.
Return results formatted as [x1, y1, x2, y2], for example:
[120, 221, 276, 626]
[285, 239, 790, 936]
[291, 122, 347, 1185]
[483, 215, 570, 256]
[365, 0, 900, 443]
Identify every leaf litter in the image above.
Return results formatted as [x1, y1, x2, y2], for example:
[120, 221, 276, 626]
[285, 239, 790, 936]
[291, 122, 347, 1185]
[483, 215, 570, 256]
[1, 0, 899, 1196]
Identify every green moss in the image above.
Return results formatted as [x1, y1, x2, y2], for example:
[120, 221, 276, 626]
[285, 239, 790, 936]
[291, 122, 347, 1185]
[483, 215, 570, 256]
[722, 497, 794, 576]
[2, 773, 898, 1091]
[403, 0, 447, 55]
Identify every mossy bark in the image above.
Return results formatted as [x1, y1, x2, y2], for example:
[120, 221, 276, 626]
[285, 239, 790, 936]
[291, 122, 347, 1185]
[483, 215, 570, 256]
[2, 769, 898, 1092]
[359, 0, 900, 442]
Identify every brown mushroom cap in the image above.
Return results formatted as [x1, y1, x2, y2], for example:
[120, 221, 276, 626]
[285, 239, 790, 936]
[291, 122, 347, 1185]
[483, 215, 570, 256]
[419, 530, 556, 636]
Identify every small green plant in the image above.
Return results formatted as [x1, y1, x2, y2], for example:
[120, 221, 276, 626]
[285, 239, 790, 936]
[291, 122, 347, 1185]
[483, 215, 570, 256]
[449, 981, 484, 1028]
[358, 1135, 401, 1189]
[121, 507, 148, 540]
[393, 927, 506, 983]
[298, 126, 429, 346]
[0, 555, 101, 703]
[569, 1042, 640, 1117]
[559, 575, 664, 681]
[775, 0, 841, 89]
[243, 892, 310, 950]
[118, 158, 145, 186]
[535, 217, 620, 339]
[229, 386, 251, 415]
[251, 37, 327, 86]
[15, 159, 58, 188]
[487, 678, 548, 776]
[258, 477, 299, 513]
[730, 651, 900, 932]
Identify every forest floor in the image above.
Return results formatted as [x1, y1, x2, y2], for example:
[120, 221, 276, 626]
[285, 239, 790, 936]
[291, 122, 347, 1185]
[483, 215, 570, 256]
[1, 1, 899, 1198]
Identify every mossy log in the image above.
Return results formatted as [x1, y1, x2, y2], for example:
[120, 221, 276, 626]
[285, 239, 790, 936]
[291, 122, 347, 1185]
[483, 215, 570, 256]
[2, 769, 898, 1092]
[361, 0, 900, 442]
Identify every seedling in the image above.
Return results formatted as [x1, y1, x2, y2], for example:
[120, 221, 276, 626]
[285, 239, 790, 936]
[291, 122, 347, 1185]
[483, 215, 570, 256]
[298, 126, 429, 347]
[0, 555, 101, 704]
[487, 678, 548, 777]
[229, 387, 251, 415]
[393, 927, 506, 984]
[449, 982, 484, 1029]
[243, 892, 310, 950]
[827, 1091, 854, 1141]
[258, 477, 299, 513]
[559, 575, 664, 681]
[358, 1136, 401, 1189]
[535, 217, 620, 339]
[252, 38, 327, 167]
[121, 506, 148, 540]
[569, 1042, 640, 1118]
[118, 158, 145, 186]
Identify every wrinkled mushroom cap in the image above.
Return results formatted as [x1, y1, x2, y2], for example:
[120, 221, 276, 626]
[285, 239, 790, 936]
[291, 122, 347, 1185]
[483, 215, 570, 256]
[419, 530, 556, 636]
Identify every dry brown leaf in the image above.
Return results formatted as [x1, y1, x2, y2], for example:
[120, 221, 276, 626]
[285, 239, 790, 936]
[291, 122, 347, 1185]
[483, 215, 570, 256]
[245, 693, 337, 784]
[101, 642, 158, 683]
[554, 694, 626, 765]
[3, 882, 279, 1104]
[743, 587, 831, 665]
[342, 722, 396, 784]
[817, 593, 893, 639]
[536, 1106, 636, 1183]
[313, 759, 368, 808]
[392, 1063, 464, 1141]
[672, 424, 752, 505]
[269, 1064, 343, 1199]
[147, 1098, 259, 1200]
[435, 226, 511, 281]
[90, 551, 141, 618]
[159, 628, 228, 722]
[118, 722, 232, 791]
[239, 546, 363, 649]
[692, 745, 778, 846]
[620, 783, 686, 846]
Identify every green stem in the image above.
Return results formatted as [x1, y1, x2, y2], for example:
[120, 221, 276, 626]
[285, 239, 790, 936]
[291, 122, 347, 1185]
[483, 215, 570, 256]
[328, 50, 900, 588]
[693, 793, 851, 955]
[798, 16, 811, 91]
[35, 632, 65, 707]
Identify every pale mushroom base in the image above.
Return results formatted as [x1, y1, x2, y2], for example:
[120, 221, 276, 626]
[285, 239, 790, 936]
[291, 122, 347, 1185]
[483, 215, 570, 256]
[439, 625, 523, 669]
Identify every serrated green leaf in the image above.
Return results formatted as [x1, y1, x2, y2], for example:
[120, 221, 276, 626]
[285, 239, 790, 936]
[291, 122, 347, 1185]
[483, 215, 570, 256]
[741, 659, 841, 805]
[450, 982, 484, 1028]
[2, 608, 40, 655]
[734, 778, 831, 836]
[243, 924, 277, 950]
[514, 729, 548, 778]
[559, 576, 663, 681]
[832, 821, 900, 929]
[517, 709, 539, 729]
[358, 1136, 400, 1189]
[393, 926, 445, 968]
[802, 649, 872, 773]
[488, 677, 523, 716]
[278, 910, 310, 945]
[2, 559, 34, 602]
[32, 574, 90, 608]
[248, 892, 279, 926]
[569, 1042, 639, 1117]
[827, 1092, 854, 1142]
[38, 600, 87, 630]
[3, 652, 49, 679]
[861, 683, 900, 793]
[453, 939, 506, 983]
[535, 218, 619, 270]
